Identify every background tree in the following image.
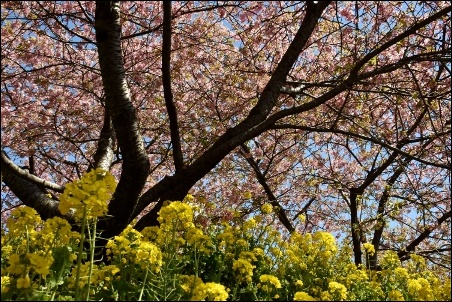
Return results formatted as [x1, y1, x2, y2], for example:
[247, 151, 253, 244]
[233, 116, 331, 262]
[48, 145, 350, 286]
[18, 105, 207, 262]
[1, 1, 450, 271]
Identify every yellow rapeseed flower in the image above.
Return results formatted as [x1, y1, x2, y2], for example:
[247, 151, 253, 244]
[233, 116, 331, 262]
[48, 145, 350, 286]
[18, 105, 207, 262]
[313, 231, 337, 253]
[1, 276, 11, 293]
[233, 258, 255, 283]
[27, 253, 53, 276]
[261, 203, 273, 214]
[344, 269, 368, 287]
[134, 241, 163, 271]
[58, 168, 116, 220]
[217, 228, 236, 247]
[41, 216, 77, 246]
[380, 250, 401, 269]
[328, 281, 347, 301]
[16, 274, 31, 289]
[408, 277, 433, 301]
[179, 274, 203, 295]
[269, 247, 283, 257]
[394, 267, 409, 281]
[294, 291, 317, 301]
[243, 218, 256, 231]
[362, 243, 375, 256]
[259, 274, 282, 291]
[158, 201, 194, 230]
[388, 289, 405, 301]
[1, 245, 13, 262]
[186, 227, 212, 253]
[7, 254, 26, 275]
[6, 206, 42, 235]
[298, 214, 306, 222]
[252, 247, 264, 258]
[243, 191, 252, 199]
[192, 282, 229, 301]
[239, 251, 257, 263]
[236, 238, 248, 248]
[409, 254, 426, 271]
[141, 226, 160, 242]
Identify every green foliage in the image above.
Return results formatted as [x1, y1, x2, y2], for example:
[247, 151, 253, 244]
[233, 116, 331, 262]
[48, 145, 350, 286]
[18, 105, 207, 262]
[1, 171, 450, 301]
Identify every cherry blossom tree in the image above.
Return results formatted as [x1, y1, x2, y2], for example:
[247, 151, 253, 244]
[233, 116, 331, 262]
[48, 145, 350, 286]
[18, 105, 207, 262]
[1, 1, 450, 270]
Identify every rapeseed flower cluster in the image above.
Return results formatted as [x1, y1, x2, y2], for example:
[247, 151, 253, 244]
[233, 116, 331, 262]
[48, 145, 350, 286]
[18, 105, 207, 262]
[157, 201, 194, 230]
[134, 241, 163, 270]
[2, 206, 80, 298]
[1, 276, 12, 293]
[407, 278, 434, 301]
[185, 227, 212, 253]
[294, 291, 316, 301]
[1, 171, 116, 300]
[58, 168, 116, 220]
[327, 281, 348, 301]
[179, 274, 228, 300]
[40, 216, 77, 246]
[1, 171, 451, 301]
[260, 203, 273, 214]
[388, 289, 405, 301]
[67, 262, 120, 290]
[362, 242, 376, 256]
[179, 274, 204, 294]
[6, 206, 41, 236]
[259, 274, 282, 293]
[233, 258, 255, 283]
[105, 224, 163, 278]
[192, 282, 229, 301]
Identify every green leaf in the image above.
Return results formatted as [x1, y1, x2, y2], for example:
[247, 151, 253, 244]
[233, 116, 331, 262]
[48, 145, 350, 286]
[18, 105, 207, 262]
[48, 246, 73, 288]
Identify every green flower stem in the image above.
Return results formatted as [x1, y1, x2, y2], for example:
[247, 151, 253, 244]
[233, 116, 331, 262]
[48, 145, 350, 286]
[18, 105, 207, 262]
[252, 285, 259, 300]
[86, 218, 97, 301]
[25, 225, 30, 254]
[138, 267, 149, 301]
[232, 283, 239, 301]
[75, 205, 88, 301]
[194, 245, 199, 280]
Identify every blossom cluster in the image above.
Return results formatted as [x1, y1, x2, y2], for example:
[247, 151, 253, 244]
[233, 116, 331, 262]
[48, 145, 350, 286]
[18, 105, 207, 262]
[179, 275, 229, 301]
[1, 180, 451, 301]
[58, 168, 117, 220]
[1, 207, 79, 295]
[106, 225, 163, 272]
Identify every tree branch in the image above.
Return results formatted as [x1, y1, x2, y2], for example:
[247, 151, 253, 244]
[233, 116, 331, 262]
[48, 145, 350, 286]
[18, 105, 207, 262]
[281, 49, 451, 96]
[1, 150, 65, 192]
[92, 107, 116, 171]
[369, 159, 409, 269]
[269, 7, 451, 128]
[292, 197, 316, 221]
[348, 6, 451, 78]
[162, 1, 184, 172]
[240, 143, 294, 232]
[36, 2, 96, 45]
[1, 154, 75, 222]
[398, 210, 452, 260]
[271, 124, 450, 170]
[133, 1, 332, 230]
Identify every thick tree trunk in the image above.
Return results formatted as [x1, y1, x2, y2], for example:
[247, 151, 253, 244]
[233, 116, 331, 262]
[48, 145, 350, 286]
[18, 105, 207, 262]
[349, 188, 363, 266]
[94, 1, 150, 239]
